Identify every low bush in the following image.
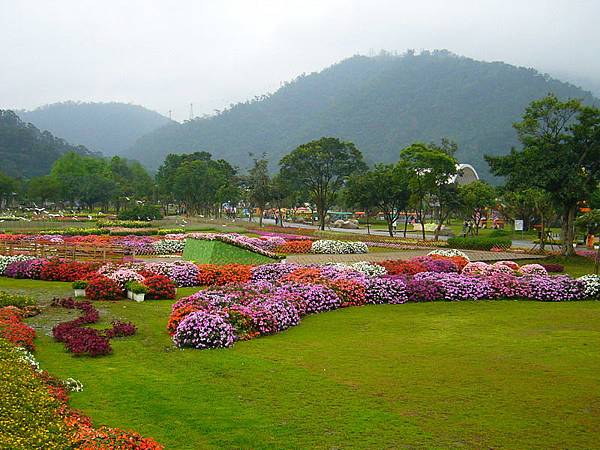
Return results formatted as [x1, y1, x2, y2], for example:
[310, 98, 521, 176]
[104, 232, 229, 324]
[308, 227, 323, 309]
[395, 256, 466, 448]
[446, 236, 512, 251]
[142, 274, 176, 299]
[84, 276, 123, 301]
[117, 204, 162, 221]
[540, 263, 565, 273]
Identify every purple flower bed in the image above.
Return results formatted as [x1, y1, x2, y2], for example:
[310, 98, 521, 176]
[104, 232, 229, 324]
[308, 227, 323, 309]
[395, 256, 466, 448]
[173, 311, 235, 349]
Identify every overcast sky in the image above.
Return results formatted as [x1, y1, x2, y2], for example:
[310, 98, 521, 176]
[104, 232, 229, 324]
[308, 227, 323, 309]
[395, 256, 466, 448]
[1, 0, 599, 121]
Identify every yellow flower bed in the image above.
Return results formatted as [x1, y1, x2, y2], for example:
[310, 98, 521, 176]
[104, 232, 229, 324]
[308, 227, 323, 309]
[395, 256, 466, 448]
[0, 339, 69, 449]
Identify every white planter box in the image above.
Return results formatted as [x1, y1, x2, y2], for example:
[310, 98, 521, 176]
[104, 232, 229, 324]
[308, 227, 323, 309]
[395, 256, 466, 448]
[133, 293, 145, 302]
[73, 289, 85, 297]
[127, 290, 133, 299]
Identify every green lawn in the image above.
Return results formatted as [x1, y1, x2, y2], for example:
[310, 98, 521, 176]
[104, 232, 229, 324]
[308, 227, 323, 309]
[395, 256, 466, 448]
[2, 277, 597, 449]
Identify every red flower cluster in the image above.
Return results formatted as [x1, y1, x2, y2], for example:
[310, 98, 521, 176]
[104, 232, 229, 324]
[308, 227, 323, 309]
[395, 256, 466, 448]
[51, 297, 136, 357]
[84, 275, 123, 301]
[540, 263, 565, 273]
[141, 274, 176, 299]
[281, 267, 325, 284]
[166, 304, 198, 336]
[378, 259, 427, 276]
[327, 279, 366, 307]
[275, 240, 313, 254]
[40, 258, 98, 282]
[0, 306, 36, 350]
[196, 264, 252, 286]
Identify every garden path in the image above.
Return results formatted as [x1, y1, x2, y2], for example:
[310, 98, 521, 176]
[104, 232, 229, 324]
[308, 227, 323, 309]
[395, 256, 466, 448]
[285, 249, 545, 264]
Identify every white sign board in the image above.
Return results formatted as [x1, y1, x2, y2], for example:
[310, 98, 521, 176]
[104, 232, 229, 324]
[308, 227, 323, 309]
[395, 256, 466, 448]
[514, 220, 524, 231]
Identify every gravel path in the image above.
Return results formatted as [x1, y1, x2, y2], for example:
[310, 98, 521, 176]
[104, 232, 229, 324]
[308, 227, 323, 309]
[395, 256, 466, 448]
[285, 249, 544, 264]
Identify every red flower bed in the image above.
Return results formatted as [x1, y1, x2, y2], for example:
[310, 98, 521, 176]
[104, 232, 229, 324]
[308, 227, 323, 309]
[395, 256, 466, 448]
[0, 306, 36, 350]
[51, 297, 136, 357]
[275, 240, 313, 254]
[142, 274, 176, 299]
[40, 258, 98, 282]
[196, 264, 252, 286]
[85, 275, 123, 301]
[378, 260, 427, 276]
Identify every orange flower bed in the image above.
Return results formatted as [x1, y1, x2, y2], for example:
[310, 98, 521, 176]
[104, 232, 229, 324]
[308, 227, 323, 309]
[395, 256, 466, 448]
[275, 240, 313, 254]
[196, 264, 253, 286]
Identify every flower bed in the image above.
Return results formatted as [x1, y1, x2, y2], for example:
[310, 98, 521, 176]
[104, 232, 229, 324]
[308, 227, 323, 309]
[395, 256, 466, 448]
[0, 337, 162, 449]
[166, 254, 600, 351]
[0, 307, 36, 350]
[51, 298, 136, 356]
[310, 239, 368, 254]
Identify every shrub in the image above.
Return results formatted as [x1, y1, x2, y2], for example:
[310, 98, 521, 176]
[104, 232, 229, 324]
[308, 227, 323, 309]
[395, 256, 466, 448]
[40, 259, 97, 282]
[520, 264, 548, 276]
[365, 278, 408, 304]
[540, 263, 564, 273]
[577, 274, 600, 298]
[117, 204, 162, 220]
[378, 260, 427, 276]
[446, 237, 512, 251]
[405, 278, 444, 302]
[128, 282, 149, 295]
[173, 311, 235, 349]
[4, 258, 46, 279]
[427, 249, 470, 260]
[84, 276, 123, 301]
[72, 280, 88, 290]
[143, 275, 176, 300]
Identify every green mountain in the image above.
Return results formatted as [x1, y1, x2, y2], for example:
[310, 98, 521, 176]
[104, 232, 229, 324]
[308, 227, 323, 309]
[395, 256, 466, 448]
[0, 110, 97, 178]
[19, 101, 172, 156]
[126, 50, 598, 179]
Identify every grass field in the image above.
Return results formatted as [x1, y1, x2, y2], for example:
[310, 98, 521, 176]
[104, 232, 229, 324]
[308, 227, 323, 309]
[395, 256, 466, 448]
[2, 277, 599, 449]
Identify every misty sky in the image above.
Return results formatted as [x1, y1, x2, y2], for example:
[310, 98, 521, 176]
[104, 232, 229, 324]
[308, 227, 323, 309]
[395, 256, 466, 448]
[2, 0, 599, 121]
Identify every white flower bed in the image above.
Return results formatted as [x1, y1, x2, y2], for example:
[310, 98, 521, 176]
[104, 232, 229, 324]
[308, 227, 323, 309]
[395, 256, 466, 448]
[577, 274, 600, 298]
[311, 240, 368, 254]
[348, 261, 387, 277]
[153, 239, 186, 254]
[427, 249, 470, 261]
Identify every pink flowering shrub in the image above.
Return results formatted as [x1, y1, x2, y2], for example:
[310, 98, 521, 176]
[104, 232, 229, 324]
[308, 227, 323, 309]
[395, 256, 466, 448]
[519, 264, 548, 276]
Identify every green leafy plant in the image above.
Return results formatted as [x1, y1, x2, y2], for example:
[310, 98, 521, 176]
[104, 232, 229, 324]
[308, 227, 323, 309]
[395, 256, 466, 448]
[128, 282, 149, 295]
[72, 280, 88, 290]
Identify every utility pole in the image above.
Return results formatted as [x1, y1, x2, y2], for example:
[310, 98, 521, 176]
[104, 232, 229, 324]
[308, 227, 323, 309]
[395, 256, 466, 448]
[189, 103, 194, 120]
[168, 110, 172, 120]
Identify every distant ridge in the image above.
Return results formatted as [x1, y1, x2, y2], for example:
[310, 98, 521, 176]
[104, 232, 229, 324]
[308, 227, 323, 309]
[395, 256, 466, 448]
[0, 110, 98, 178]
[125, 50, 598, 179]
[19, 101, 172, 156]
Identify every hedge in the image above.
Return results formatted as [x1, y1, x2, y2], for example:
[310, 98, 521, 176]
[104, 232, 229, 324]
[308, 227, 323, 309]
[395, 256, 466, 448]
[446, 237, 512, 251]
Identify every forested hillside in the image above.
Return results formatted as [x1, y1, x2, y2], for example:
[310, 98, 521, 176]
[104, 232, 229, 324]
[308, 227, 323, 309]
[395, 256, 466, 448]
[19, 102, 171, 156]
[0, 110, 97, 177]
[126, 51, 598, 179]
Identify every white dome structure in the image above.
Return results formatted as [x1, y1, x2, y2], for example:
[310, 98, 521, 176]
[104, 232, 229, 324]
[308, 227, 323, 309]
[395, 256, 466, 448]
[451, 163, 479, 185]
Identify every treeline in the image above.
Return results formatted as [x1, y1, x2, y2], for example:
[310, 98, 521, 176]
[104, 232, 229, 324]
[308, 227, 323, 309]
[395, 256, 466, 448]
[1, 94, 599, 257]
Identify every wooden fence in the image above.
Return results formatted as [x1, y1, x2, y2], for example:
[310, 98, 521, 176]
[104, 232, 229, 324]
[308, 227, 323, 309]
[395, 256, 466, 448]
[0, 240, 126, 262]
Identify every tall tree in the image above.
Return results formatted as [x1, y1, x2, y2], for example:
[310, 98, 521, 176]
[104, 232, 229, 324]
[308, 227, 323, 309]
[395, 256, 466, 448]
[486, 94, 600, 255]
[346, 163, 411, 237]
[246, 156, 271, 227]
[400, 142, 458, 240]
[27, 175, 61, 206]
[279, 137, 366, 230]
[457, 180, 497, 235]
